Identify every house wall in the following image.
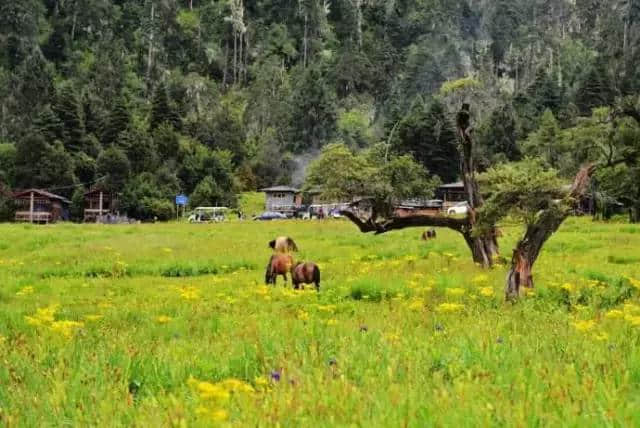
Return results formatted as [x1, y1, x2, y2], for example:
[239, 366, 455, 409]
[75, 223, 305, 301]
[265, 192, 295, 211]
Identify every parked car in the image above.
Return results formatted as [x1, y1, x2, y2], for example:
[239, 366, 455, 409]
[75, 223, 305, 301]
[447, 201, 469, 215]
[253, 211, 288, 221]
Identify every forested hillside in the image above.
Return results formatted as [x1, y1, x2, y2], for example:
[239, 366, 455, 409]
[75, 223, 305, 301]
[1, 0, 639, 220]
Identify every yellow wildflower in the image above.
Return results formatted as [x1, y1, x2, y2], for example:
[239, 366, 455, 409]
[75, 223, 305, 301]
[162, 247, 173, 253]
[254, 285, 269, 296]
[156, 315, 173, 323]
[196, 406, 229, 421]
[561, 283, 575, 293]
[605, 309, 624, 319]
[479, 287, 494, 297]
[219, 378, 255, 394]
[16, 286, 34, 296]
[436, 303, 465, 313]
[0, 335, 6, 345]
[472, 274, 489, 285]
[297, 310, 309, 321]
[316, 304, 336, 313]
[25, 304, 59, 325]
[50, 320, 84, 338]
[84, 314, 103, 322]
[623, 303, 640, 315]
[445, 288, 466, 297]
[624, 314, 640, 326]
[189, 379, 230, 401]
[626, 277, 640, 289]
[571, 320, 596, 332]
[407, 298, 424, 311]
[326, 318, 339, 326]
[178, 286, 200, 300]
[254, 376, 269, 389]
[594, 332, 609, 341]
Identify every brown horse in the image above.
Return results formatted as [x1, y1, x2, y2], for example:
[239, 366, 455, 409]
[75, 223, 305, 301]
[291, 262, 320, 291]
[268, 236, 298, 253]
[265, 253, 294, 285]
[422, 229, 437, 240]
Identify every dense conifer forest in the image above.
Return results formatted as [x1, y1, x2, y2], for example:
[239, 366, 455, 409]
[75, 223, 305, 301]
[1, 0, 639, 221]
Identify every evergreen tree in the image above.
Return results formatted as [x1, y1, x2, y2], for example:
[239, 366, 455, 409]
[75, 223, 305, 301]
[520, 109, 563, 168]
[34, 105, 64, 142]
[101, 95, 131, 146]
[97, 146, 131, 192]
[393, 99, 459, 183]
[53, 85, 85, 152]
[150, 82, 181, 130]
[14, 134, 75, 191]
[575, 59, 616, 114]
[289, 65, 337, 152]
[528, 68, 562, 114]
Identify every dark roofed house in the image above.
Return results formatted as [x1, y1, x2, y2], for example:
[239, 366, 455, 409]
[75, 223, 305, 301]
[437, 181, 466, 210]
[260, 186, 301, 216]
[13, 189, 70, 223]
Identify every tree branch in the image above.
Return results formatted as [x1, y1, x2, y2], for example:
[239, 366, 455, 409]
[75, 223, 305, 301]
[339, 209, 468, 235]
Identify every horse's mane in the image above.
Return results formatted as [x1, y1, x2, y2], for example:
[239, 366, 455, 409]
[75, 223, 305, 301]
[287, 237, 298, 251]
[268, 239, 276, 249]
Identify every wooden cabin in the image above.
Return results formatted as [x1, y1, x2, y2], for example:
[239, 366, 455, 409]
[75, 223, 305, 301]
[84, 189, 117, 223]
[394, 199, 444, 217]
[260, 186, 302, 215]
[437, 182, 466, 211]
[13, 189, 70, 223]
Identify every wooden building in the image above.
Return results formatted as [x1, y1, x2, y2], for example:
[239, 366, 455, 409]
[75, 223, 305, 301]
[394, 199, 444, 217]
[260, 186, 302, 215]
[437, 182, 466, 210]
[13, 189, 70, 223]
[84, 189, 117, 223]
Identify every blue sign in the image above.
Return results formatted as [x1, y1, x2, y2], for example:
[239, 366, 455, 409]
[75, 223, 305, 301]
[175, 195, 188, 206]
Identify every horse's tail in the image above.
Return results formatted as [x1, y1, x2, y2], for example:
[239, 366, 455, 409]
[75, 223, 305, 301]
[287, 237, 298, 252]
[265, 255, 274, 284]
[268, 239, 276, 250]
[312, 264, 320, 290]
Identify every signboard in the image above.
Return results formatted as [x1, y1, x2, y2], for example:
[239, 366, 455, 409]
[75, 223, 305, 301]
[175, 195, 188, 206]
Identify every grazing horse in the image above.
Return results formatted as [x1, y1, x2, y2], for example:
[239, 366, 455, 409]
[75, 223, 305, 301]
[265, 253, 294, 286]
[422, 229, 437, 240]
[269, 236, 299, 253]
[291, 262, 320, 291]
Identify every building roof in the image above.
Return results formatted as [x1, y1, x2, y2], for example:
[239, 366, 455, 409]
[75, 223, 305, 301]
[438, 181, 464, 189]
[13, 189, 71, 204]
[260, 186, 300, 193]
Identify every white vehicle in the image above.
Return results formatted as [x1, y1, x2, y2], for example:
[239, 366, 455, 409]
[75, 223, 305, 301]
[188, 207, 229, 223]
[447, 201, 469, 215]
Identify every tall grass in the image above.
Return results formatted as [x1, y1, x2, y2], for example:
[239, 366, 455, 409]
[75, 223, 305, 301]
[0, 217, 639, 425]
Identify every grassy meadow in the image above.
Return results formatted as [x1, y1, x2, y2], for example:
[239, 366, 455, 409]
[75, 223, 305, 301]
[1, 217, 640, 426]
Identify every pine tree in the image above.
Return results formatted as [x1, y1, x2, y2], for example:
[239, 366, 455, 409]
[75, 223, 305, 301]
[150, 82, 181, 130]
[575, 59, 615, 114]
[34, 105, 64, 142]
[52, 85, 85, 152]
[101, 95, 131, 146]
[393, 99, 459, 183]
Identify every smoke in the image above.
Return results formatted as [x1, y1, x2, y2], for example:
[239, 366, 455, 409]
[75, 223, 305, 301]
[290, 150, 320, 187]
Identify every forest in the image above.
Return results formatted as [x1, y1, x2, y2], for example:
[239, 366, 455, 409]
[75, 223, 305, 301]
[0, 0, 639, 222]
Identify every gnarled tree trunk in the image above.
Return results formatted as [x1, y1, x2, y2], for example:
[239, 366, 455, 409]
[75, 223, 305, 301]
[505, 164, 596, 300]
[341, 104, 500, 268]
[457, 105, 499, 267]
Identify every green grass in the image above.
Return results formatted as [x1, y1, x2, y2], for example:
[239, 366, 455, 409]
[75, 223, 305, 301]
[1, 217, 640, 426]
